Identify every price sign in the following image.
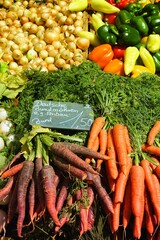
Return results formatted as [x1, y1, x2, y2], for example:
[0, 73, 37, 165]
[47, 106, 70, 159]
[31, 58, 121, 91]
[29, 100, 94, 131]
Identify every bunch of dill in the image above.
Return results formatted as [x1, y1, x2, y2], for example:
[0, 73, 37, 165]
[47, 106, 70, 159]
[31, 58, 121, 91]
[9, 60, 160, 157]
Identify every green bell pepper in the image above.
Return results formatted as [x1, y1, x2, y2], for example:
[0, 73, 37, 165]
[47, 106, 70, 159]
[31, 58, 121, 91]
[115, 10, 132, 28]
[141, 3, 159, 17]
[118, 24, 141, 46]
[153, 25, 160, 34]
[153, 51, 160, 72]
[149, 15, 160, 29]
[130, 16, 149, 36]
[97, 24, 118, 45]
[124, 3, 142, 15]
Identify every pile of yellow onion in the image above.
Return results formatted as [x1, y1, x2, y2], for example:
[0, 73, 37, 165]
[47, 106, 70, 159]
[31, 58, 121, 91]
[0, 0, 90, 74]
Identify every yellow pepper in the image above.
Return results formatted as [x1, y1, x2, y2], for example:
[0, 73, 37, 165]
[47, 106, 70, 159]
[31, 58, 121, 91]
[91, 13, 105, 32]
[124, 47, 139, 75]
[90, 0, 120, 14]
[139, 47, 156, 74]
[77, 31, 101, 46]
[146, 34, 160, 53]
[68, 0, 88, 11]
[131, 65, 152, 78]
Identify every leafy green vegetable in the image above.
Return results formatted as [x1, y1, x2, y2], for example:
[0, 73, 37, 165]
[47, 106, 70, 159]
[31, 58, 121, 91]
[0, 72, 28, 99]
[8, 60, 160, 160]
[0, 62, 8, 73]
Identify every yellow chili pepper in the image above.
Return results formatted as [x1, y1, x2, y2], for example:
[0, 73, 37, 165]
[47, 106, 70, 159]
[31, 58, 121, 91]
[68, 0, 88, 11]
[90, 0, 120, 14]
[91, 13, 105, 32]
[131, 65, 152, 78]
[124, 46, 139, 75]
[77, 31, 101, 46]
[139, 47, 156, 74]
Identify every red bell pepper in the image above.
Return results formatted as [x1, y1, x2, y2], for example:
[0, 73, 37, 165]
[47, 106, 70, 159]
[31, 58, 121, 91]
[113, 45, 126, 59]
[103, 13, 117, 24]
[106, 0, 136, 10]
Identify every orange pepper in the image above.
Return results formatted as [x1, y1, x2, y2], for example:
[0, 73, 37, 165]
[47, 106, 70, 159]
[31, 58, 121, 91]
[103, 58, 124, 75]
[88, 44, 114, 69]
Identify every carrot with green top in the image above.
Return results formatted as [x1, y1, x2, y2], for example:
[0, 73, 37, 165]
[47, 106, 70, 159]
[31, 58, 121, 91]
[122, 178, 132, 230]
[147, 121, 160, 146]
[144, 189, 156, 236]
[96, 128, 108, 170]
[124, 126, 133, 154]
[140, 159, 160, 224]
[105, 128, 118, 180]
[113, 123, 129, 175]
[142, 144, 160, 157]
[85, 136, 99, 164]
[86, 116, 106, 149]
[130, 165, 145, 239]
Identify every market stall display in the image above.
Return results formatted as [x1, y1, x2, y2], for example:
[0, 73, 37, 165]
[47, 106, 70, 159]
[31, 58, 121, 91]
[1, 0, 160, 239]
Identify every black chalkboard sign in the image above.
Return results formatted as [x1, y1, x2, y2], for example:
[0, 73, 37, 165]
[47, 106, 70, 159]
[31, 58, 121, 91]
[29, 100, 94, 131]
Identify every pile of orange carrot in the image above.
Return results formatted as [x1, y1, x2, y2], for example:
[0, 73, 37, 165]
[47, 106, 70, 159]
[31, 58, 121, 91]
[84, 117, 160, 239]
[1, 117, 160, 239]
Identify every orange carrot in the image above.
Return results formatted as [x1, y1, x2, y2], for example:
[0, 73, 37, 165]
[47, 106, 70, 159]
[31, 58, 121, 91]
[114, 156, 132, 204]
[144, 189, 155, 236]
[122, 178, 132, 230]
[154, 164, 160, 179]
[140, 159, 160, 224]
[142, 143, 160, 157]
[0, 152, 23, 177]
[130, 165, 145, 239]
[105, 128, 118, 180]
[85, 136, 99, 164]
[147, 121, 160, 146]
[17, 161, 34, 237]
[96, 128, 108, 169]
[152, 173, 160, 207]
[1, 162, 24, 179]
[113, 123, 129, 175]
[41, 165, 60, 226]
[111, 202, 121, 233]
[124, 126, 133, 154]
[86, 116, 106, 149]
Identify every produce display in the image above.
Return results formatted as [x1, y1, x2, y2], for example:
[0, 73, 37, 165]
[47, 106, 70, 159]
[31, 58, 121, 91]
[1, 0, 160, 239]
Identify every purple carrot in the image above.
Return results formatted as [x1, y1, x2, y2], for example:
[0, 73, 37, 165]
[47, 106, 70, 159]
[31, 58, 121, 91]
[53, 156, 87, 180]
[17, 160, 34, 237]
[56, 180, 68, 213]
[51, 142, 98, 175]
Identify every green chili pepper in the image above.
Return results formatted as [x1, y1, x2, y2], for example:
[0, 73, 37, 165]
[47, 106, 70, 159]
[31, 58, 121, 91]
[130, 16, 149, 36]
[115, 10, 132, 28]
[153, 51, 160, 72]
[124, 3, 142, 15]
[118, 24, 141, 46]
[141, 3, 159, 17]
[97, 24, 118, 45]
